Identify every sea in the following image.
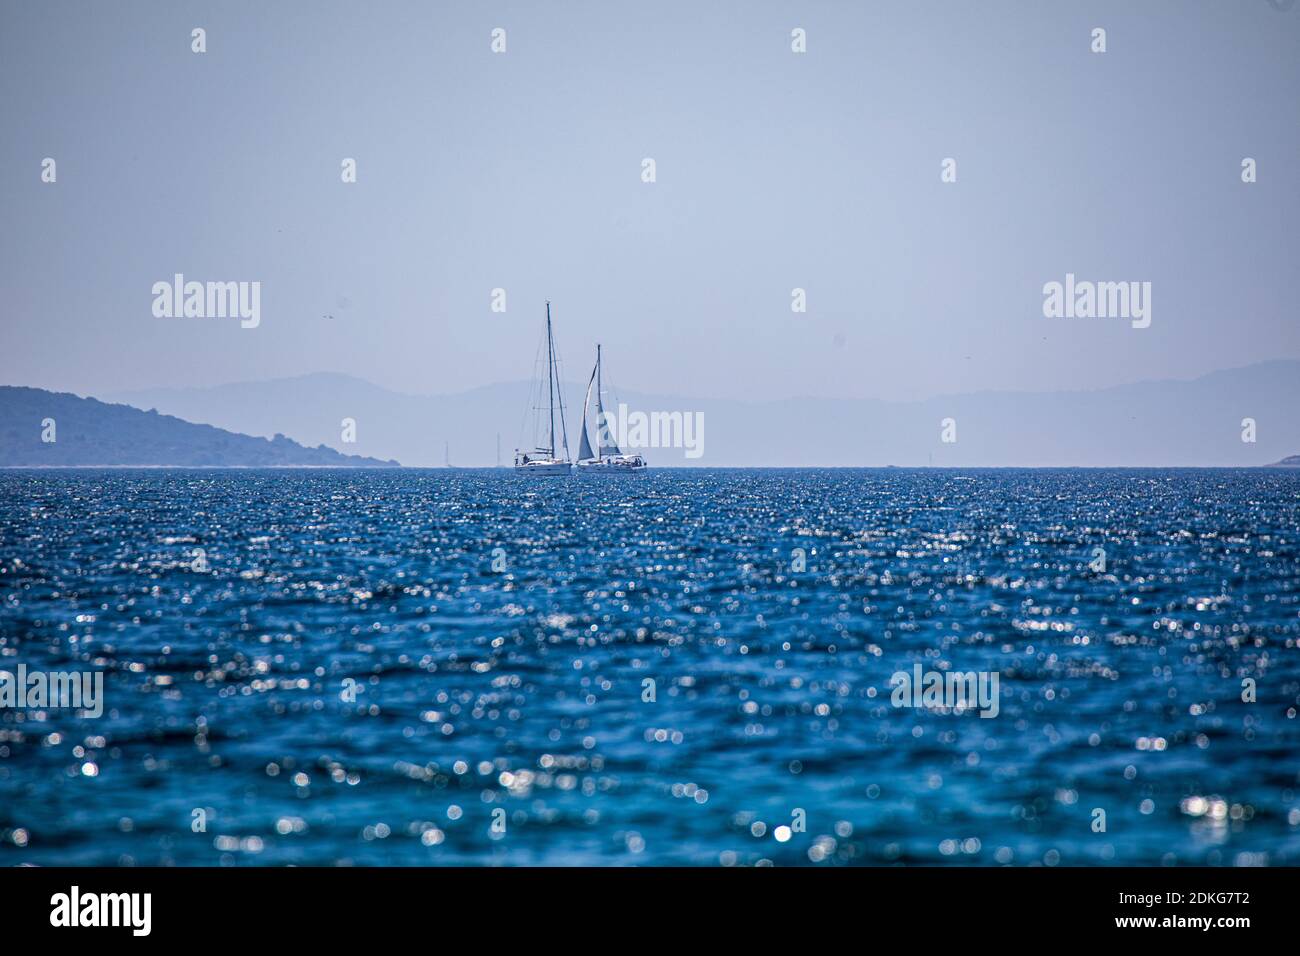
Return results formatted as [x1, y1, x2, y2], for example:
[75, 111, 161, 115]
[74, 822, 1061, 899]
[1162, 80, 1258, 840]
[0, 468, 1297, 866]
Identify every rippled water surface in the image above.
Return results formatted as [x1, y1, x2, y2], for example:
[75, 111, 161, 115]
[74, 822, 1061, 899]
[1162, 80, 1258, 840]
[1, 468, 1298, 866]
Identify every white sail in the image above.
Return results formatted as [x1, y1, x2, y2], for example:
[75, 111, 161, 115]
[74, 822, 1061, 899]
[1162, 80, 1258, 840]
[595, 344, 623, 457]
[578, 364, 596, 462]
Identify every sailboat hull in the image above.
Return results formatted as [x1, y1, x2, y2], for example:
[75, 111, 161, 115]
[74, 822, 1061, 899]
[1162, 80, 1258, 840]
[514, 460, 572, 476]
[576, 457, 646, 473]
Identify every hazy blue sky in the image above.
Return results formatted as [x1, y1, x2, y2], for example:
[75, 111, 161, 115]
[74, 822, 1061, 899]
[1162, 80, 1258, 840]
[2, 0, 1297, 402]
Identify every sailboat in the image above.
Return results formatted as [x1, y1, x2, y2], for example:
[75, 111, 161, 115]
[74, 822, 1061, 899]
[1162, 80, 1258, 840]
[514, 302, 573, 475]
[576, 343, 646, 472]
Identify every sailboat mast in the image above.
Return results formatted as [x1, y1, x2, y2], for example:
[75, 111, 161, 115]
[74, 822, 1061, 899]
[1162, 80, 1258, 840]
[546, 301, 556, 458]
[596, 343, 602, 461]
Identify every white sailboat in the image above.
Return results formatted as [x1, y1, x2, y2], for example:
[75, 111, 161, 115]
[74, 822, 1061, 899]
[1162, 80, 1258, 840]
[576, 343, 646, 473]
[514, 302, 573, 475]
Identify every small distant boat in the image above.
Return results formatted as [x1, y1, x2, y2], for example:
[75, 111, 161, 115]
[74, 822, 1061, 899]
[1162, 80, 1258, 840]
[576, 343, 646, 473]
[515, 302, 573, 475]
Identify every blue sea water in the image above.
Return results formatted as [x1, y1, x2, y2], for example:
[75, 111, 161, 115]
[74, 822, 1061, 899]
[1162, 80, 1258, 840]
[0, 468, 1297, 867]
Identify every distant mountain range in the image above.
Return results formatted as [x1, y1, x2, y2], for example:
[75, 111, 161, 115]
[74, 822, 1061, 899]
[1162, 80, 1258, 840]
[0, 387, 397, 467]
[100, 360, 1300, 468]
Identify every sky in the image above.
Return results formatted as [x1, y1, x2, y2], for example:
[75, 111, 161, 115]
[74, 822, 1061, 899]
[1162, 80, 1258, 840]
[1, 0, 1297, 403]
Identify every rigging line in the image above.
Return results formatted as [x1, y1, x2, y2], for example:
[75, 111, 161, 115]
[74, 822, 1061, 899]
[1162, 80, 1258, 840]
[517, 322, 547, 452]
[547, 307, 556, 456]
[551, 329, 572, 459]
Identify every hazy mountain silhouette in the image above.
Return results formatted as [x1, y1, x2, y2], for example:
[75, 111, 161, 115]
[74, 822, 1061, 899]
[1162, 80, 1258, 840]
[104, 360, 1300, 468]
[0, 387, 398, 467]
